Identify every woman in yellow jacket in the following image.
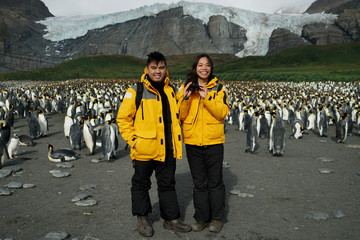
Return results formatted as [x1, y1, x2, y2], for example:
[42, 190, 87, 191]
[177, 53, 229, 233]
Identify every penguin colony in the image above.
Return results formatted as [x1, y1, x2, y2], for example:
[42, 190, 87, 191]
[225, 81, 360, 156]
[0, 79, 359, 168]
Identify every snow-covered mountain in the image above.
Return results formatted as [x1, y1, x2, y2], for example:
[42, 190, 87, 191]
[38, 1, 337, 57]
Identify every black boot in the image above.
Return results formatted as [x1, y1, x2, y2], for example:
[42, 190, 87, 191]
[137, 215, 154, 237]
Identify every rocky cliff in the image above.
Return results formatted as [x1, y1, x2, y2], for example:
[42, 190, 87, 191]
[50, 7, 247, 60]
[1, 0, 360, 73]
[0, 0, 62, 72]
[267, 0, 360, 55]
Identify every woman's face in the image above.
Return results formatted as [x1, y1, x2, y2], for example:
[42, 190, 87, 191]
[196, 57, 211, 81]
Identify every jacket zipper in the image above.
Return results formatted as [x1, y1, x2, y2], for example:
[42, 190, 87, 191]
[141, 101, 144, 120]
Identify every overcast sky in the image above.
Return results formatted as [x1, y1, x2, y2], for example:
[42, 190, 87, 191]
[41, 0, 315, 16]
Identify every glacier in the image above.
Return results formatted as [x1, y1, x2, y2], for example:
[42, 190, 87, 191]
[38, 1, 338, 57]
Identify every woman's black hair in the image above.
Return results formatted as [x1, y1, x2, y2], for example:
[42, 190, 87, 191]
[184, 53, 214, 85]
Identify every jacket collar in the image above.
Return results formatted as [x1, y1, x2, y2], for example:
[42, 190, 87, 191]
[141, 67, 170, 90]
[206, 76, 218, 88]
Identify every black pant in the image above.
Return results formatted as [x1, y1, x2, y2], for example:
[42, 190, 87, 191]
[186, 144, 225, 223]
[131, 157, 180, 221]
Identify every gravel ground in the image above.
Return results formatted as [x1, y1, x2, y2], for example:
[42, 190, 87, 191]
[1, 112, 360, 240]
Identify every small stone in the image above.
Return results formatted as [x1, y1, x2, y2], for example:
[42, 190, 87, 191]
[318, 157, 334, 162]
[45, 231, 69, 239]
[304, 212, 329, 220]
[319, 140, 327, 143]
[238, 192, 254, 198]
[75, 199, 97, 206]
[56, 162, 74, 168]
[0, 169, 12, 178]
[23, 183, 35, 189]
[79, 184, 97, 191]
[230, 189, 241, 195]
[72, 193, 92, 202]
[246, 185, 256, 189]
[0, 188, 12, 196]
[91, 159, 101, 163]
[51, 171, 71, 178]
[11, 167, 23, 172]
[223, 161, 230, 168]
[333, 210, 345, 218]
[318, 168, 333, 174]
[7, 181, 23, 189]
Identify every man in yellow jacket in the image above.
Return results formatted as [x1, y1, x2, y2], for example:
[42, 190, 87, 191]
[116, 51, 191, 237]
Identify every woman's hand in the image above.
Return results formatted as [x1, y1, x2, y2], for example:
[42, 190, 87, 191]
[198, 85, 208, 99]
[183, 82, 193, 100]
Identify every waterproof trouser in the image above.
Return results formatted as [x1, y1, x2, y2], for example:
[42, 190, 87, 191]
[131, 157, 180, 221]
[185, 143, 226, 223]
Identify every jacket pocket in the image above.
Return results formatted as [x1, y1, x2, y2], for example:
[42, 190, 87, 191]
[206, 122, 224, 140]
[134, 129, 159, 158]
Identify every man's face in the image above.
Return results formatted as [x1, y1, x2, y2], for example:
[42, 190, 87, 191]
[146, 61, 167, 82]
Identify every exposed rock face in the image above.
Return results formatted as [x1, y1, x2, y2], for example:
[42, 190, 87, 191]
[305, 0, 360, 14]
[267, 1, 360, 55]
[336, 9, 360, 41]
[208, 15, 247, 54]
[302, 23, 353, 45]
[56, 7, 247, 60]
[1, 0, 360, 73]
[267, 28, 311, 55]
[0, 0, 60, 72]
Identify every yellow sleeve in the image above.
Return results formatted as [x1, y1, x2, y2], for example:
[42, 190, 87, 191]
[203, 86, 229, 121]
[116, 87, 138, 148]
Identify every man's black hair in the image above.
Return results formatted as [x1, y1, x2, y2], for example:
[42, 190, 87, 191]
[146, 51, 167, 67]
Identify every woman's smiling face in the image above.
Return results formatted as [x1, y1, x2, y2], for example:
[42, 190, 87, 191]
[196, 57, 211, 81]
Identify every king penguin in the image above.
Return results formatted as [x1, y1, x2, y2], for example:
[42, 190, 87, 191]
[19, 134, 34, 146]
[258, 112, 269, 139]
[245, 113, 259, 153]
[291, 119, 305, 139]
[37, 109, 48, 137]
[317, 108, 328, 137]
[335, 114, 348, 143]
[28, 111, 40, 140]
[69, 118, 83, 150]
[83, 117, 96, 155]
[63, 115, 73, 138]
[307, 109, 316, 131]
[7, 134, 20, 159]
[47, 144, 79, 162]
[101, 120, 116, 160]
[0, 120, 11, 144]
[0, 138, 9, 169]
[269, 114, 286, 157]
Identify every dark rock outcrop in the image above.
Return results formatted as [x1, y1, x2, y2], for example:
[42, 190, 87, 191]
[302, 23, 353, 45]
[305, 0, 360, 14]
[0, 0, 60, 73]
[208, 15, 247, 54]
[267, 28, 311, 55]
[267, 1, 360, 55]
[1, 0, 360, 73]
[336, 9, 360, 41]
